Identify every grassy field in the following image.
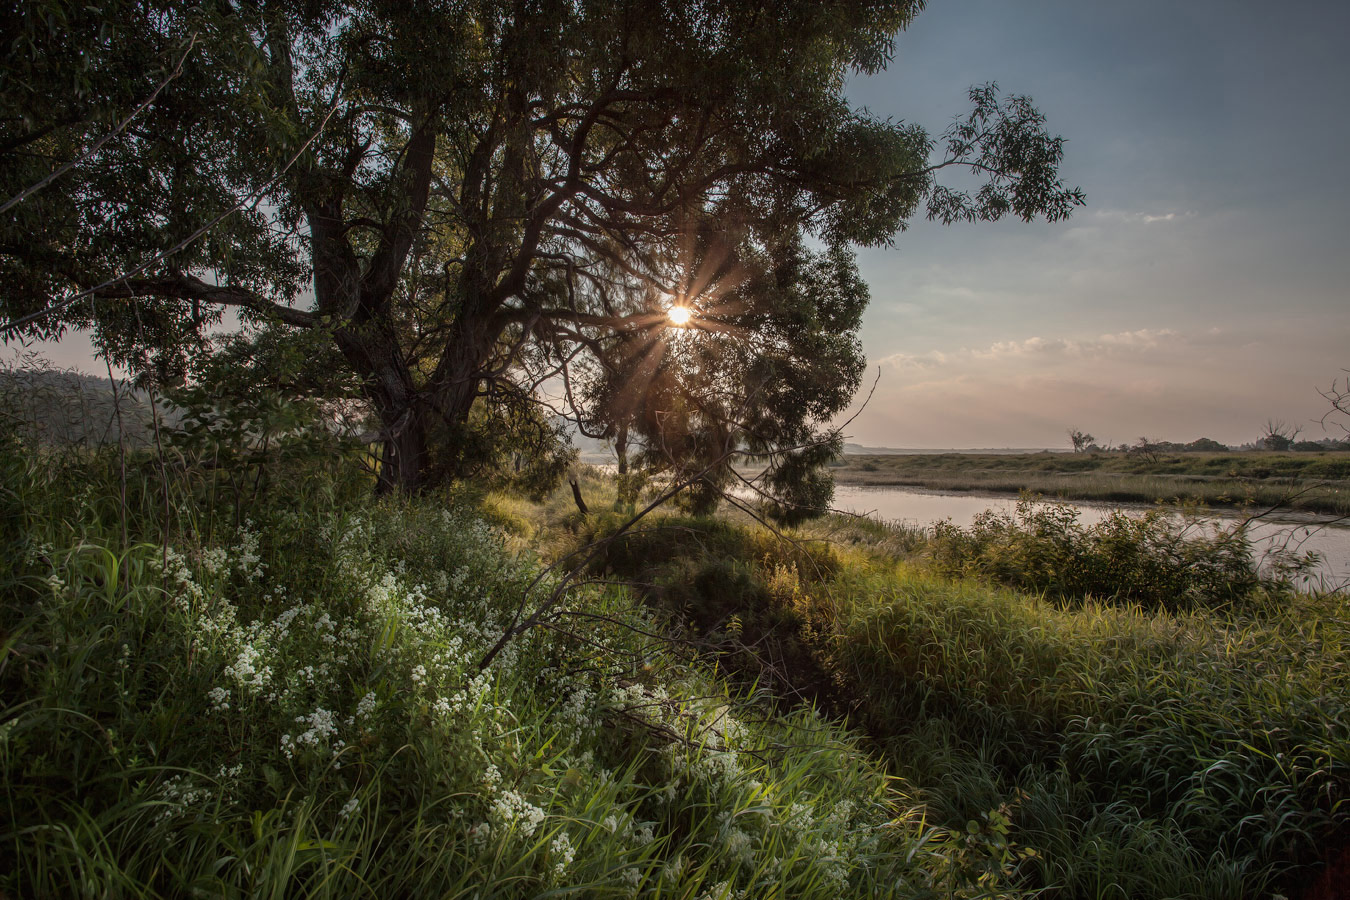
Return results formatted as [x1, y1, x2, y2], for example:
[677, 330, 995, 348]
[525, 473, 1350, 900]
[1, 442, 1034, 899]
[830, 451, 1350, 516]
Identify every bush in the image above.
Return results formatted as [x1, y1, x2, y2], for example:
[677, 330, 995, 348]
[926, 496, 1287, 609]
[510, 478, 1350, 899]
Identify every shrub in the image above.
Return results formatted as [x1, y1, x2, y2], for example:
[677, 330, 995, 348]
[926, 496, 1287, 609]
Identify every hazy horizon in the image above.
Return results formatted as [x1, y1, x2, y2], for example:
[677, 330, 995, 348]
[837, 0, 1349, 451]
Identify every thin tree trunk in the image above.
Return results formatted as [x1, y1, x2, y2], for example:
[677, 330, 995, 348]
[569, 474, 589, 514]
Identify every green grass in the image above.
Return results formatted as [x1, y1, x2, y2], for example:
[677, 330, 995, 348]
[833, 561, 1349, 899]
[1, 441, 1018, 899]
[550, 487, 1350, 900]
[829, 451, 1350, 516]
[7, 406, 1348, 900]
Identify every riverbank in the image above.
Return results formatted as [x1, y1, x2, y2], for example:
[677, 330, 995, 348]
[501, 467, 1350, 899]
[830, 451, 1350, 516]
[11, 437, 1348, 899]
[1, 442, 969, 899]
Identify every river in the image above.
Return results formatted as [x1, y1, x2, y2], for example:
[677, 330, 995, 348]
[830, 485, 1350, 590]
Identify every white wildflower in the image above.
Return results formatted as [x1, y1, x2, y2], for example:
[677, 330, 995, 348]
[468, 821, 493, 848]
[281, 707, 338, 758]
[200, 546, 228, 575]
[490, 789, 546, 837]
[549, 831, 576, 877]
[662, 855, 687, 884]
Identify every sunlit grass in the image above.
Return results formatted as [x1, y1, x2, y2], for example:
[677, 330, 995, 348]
[546, 482, 1350, 900]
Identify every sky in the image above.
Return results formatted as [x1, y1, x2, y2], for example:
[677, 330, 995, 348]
[838, 0, 1350, 449]
[16, 0, 1349, 451]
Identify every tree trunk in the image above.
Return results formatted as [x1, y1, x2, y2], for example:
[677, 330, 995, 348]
[569, 474, 588, 514]
[374, 401, 430, 494]
[332, 323, 433, 495]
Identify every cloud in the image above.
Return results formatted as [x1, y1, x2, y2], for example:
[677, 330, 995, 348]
[878, 328, 1182, 370]
[1091, 208, 1195, 225]
[846, 321, 1341, 449]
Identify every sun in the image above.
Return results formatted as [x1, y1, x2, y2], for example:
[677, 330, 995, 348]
[666, 305, 693, 327]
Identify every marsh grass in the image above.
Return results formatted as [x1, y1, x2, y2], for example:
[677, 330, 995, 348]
[831, 452, 1350, 516]
[924, 495, 1311, 609]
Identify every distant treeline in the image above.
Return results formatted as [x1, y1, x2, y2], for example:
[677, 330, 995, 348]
[1086, 436, 1350, 455]
[0, 365, 161, 448]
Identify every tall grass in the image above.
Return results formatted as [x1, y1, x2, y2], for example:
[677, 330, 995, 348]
[830, 451, 1350, 516]
[1, 435, 1020, 898]
[925, 495, 1312, 609]
[572, 499, 1350, 899]
[834, 563, 1349, 898]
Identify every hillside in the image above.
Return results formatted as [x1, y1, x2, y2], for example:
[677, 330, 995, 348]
[0, 365, 159, 447]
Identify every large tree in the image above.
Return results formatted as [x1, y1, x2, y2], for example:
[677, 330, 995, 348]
[1, 1, 1083, 500]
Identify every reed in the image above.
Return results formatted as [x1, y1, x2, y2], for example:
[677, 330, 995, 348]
[830, 452, 1350, 516]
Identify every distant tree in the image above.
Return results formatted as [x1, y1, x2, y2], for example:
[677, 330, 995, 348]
[1184, 437, 1229, 453]
[1259, 420, 1302, 452]
[1067, 428, 1095, 453]
[1128, 437, 1163, 464]
[1, 2, 1084, 509]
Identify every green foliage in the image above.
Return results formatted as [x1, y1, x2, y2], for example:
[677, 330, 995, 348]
[544, 493, 1349, 900]
[428, 396, 577, 500]
[2, 1, 1082, 495]
[0, 446, 1019, 897]
[161, 332, 367, 517]
[927, 84, 1086, 225]
[926, 496, 1292, 610]
[835, 569, 1350, 898]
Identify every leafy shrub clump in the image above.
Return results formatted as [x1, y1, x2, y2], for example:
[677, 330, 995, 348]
[926, 496, 1295, 608]
[829, 561, 1350, 899]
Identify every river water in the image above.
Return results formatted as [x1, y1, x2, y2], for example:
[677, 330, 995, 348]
[830, 485, 1350, 590]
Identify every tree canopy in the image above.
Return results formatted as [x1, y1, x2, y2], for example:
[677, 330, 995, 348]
[1, 0, 1084, 509]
